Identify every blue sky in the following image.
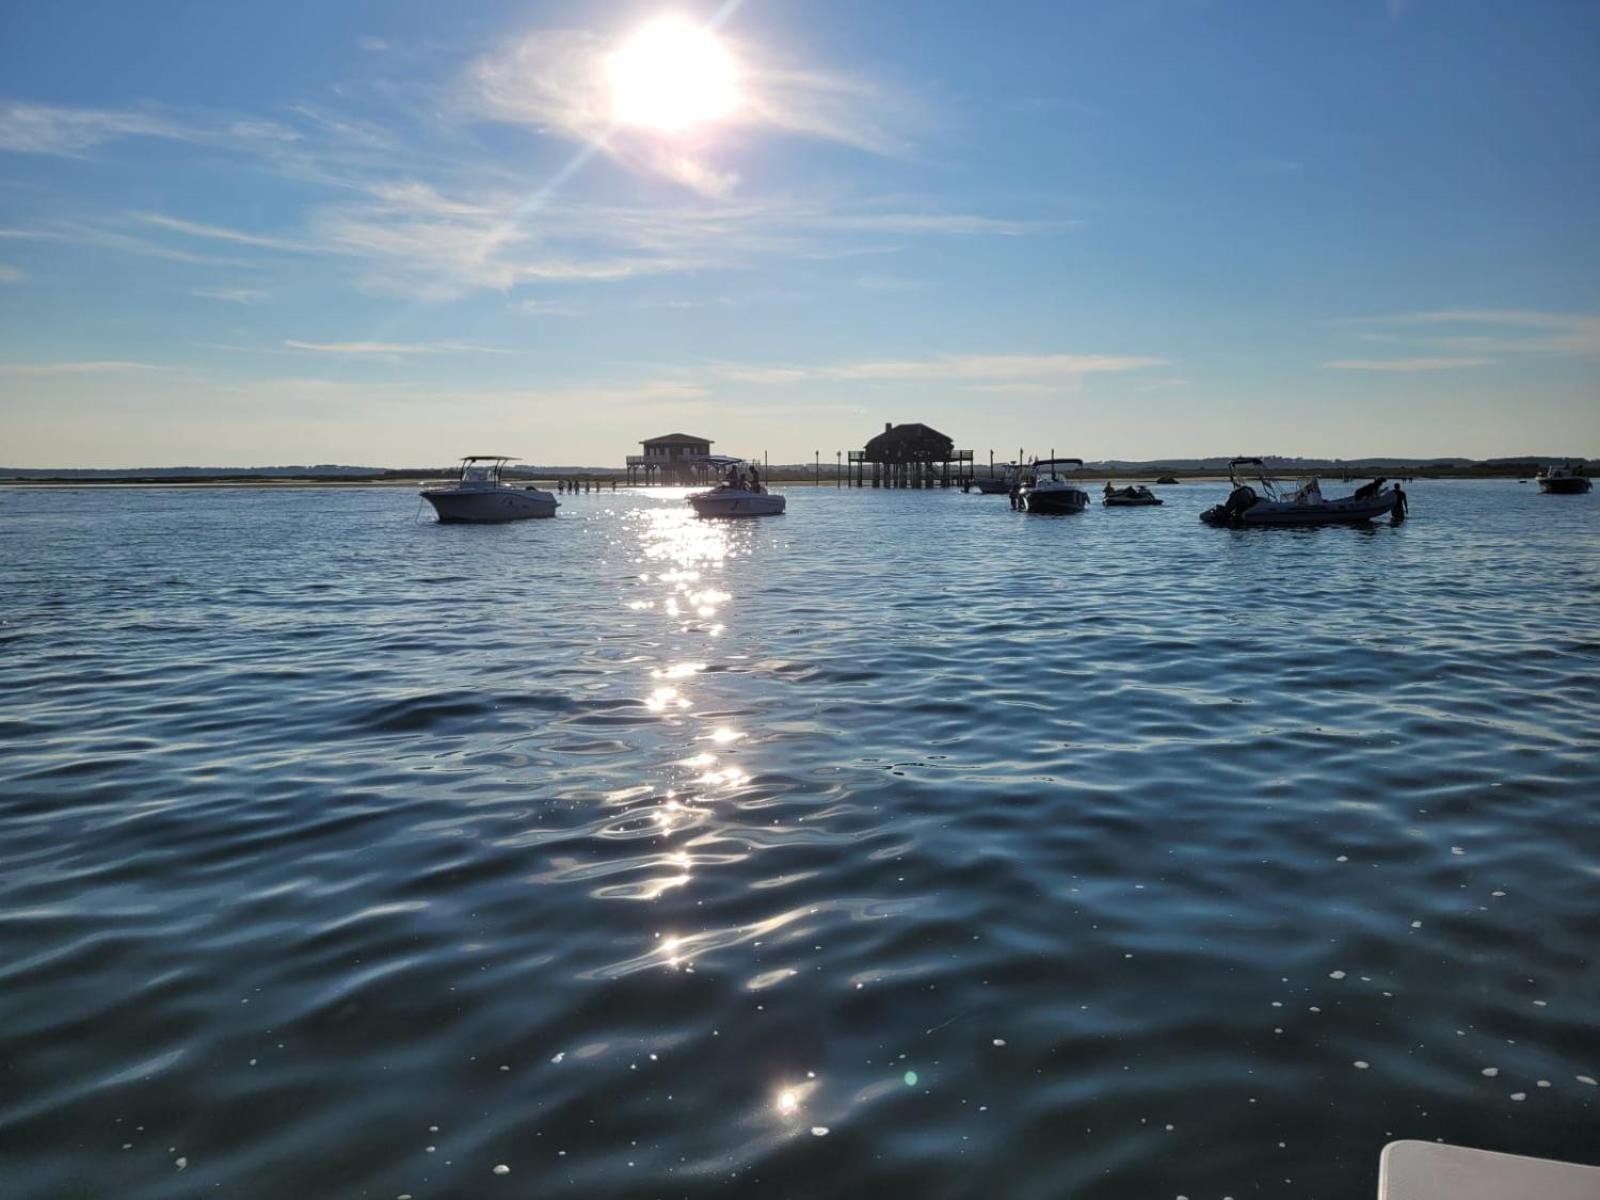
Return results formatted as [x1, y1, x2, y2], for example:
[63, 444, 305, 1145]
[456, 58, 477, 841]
[1, 0, 1596, 466]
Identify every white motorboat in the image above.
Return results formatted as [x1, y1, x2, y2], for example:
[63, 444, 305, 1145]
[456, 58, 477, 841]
[1536, 461, 1592, 494]
[421, 456, 559, 523]
[970, 462, 1020, 495]
[1102, 482, 1163, 507]
[687, 456, 786, 518]
[1201, 457, 1398, 526]
[1019, 458, 1090, 514]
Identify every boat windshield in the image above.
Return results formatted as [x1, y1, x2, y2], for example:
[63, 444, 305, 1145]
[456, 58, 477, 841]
[1033, 458, 1083, 481]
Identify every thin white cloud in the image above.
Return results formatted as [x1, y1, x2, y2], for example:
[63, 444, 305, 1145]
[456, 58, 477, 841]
[283, 339, 512, 355]
[716, 352, 1166, 387]
[1323, 357, 1497, 371]
[0, 263, 22, 283]
[194, 286, 270, 304]
[0, 360, 165, 375]
[1, 223, 255, 267]
[810, 211, 1059, 236]
[305, 184, 1056, 298]
[138, 213, 314, 253]
[1341, 310, 1600, 356]
[964, 382, 1059, 395]
[227, 119, 301, 144]
[741, 65, 909, 156]
[514, 299, 585, 317]
[0, 102, 194, 155]
[3, 39, 1054, 303]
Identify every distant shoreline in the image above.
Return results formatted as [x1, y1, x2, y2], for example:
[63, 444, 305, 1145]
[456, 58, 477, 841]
[0, 464, 1551, 489]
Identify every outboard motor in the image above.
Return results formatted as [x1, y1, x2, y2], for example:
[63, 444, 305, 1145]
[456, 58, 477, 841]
[1224, 485, 1257, 518]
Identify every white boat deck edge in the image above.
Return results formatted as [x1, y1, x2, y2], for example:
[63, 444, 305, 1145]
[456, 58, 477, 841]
[1379, 1140, 1600, 1200]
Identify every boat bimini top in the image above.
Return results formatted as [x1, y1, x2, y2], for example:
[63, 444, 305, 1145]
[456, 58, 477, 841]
[1033, 457, 1085, 479]
[1226, 456, 1282, 499]
[455, 455, 517, 484]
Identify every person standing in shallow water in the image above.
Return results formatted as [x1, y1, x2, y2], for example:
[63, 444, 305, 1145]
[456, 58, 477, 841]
[1391, 483, 1408, 523]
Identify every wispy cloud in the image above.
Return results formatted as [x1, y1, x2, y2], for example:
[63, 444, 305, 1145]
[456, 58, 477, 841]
[1323, 357, 1497, 371]
[193, 286, 269, 304]
[0, 360, 165, 375]
[0, 101, 193, 155]
[0, 263, 23, 283]
[283, 339, 512, 355]
[139, 213, 313, 253]
[1, 222, 255, 267]
[2, 37, 1055, 305]
[715, 352, 1166, 388]
[514, 298, 585, 317]
[1340, 310, 1600, 356]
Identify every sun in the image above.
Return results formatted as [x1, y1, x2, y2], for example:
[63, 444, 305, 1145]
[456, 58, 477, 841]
[607, 17, 740, 132]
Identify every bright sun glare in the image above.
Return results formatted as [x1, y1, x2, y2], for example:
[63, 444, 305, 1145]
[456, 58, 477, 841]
[608, 16, 740, 131]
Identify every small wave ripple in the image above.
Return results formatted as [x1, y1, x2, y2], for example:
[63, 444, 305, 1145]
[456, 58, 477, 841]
[0, 481, 1596, 1198]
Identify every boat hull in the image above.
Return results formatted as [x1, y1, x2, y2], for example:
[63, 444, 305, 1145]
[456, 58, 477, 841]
[1538, 477, 1592, 494]
[1021, 487, 1089, 514]
[422, 488, 559, 522]
[1200, 491, 1397, 526]
[688, 491, 786, 518]
[970, 479, 1010, 495]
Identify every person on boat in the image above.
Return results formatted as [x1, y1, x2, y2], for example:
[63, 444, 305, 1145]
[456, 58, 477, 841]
[748, 464, 762, 493]
[1391, 483, 1408, 523]
[724, 464, 740, 489]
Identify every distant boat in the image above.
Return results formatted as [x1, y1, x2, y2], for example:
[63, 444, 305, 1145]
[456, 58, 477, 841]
[1155, 475, 1180, 485]
[970, 462, 1021, 495]
[1536, 461, 1592, 494]
[421, 456, 559, 522]
[1019, 458, 1090, 514]
[688, 456, 786, 517]
[1103, 482, 1163, 507]
[1201, 458, 1398, 526]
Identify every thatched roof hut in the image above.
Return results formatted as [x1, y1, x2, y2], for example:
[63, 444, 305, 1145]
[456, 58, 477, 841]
[862, 422, 955, 464]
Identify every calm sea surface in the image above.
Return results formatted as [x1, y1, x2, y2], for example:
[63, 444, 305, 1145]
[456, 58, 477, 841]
[1, 479, 1596, 1199]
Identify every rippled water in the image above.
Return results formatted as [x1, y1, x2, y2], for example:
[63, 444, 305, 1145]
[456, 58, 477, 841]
[2, 479, 1596, 1199]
